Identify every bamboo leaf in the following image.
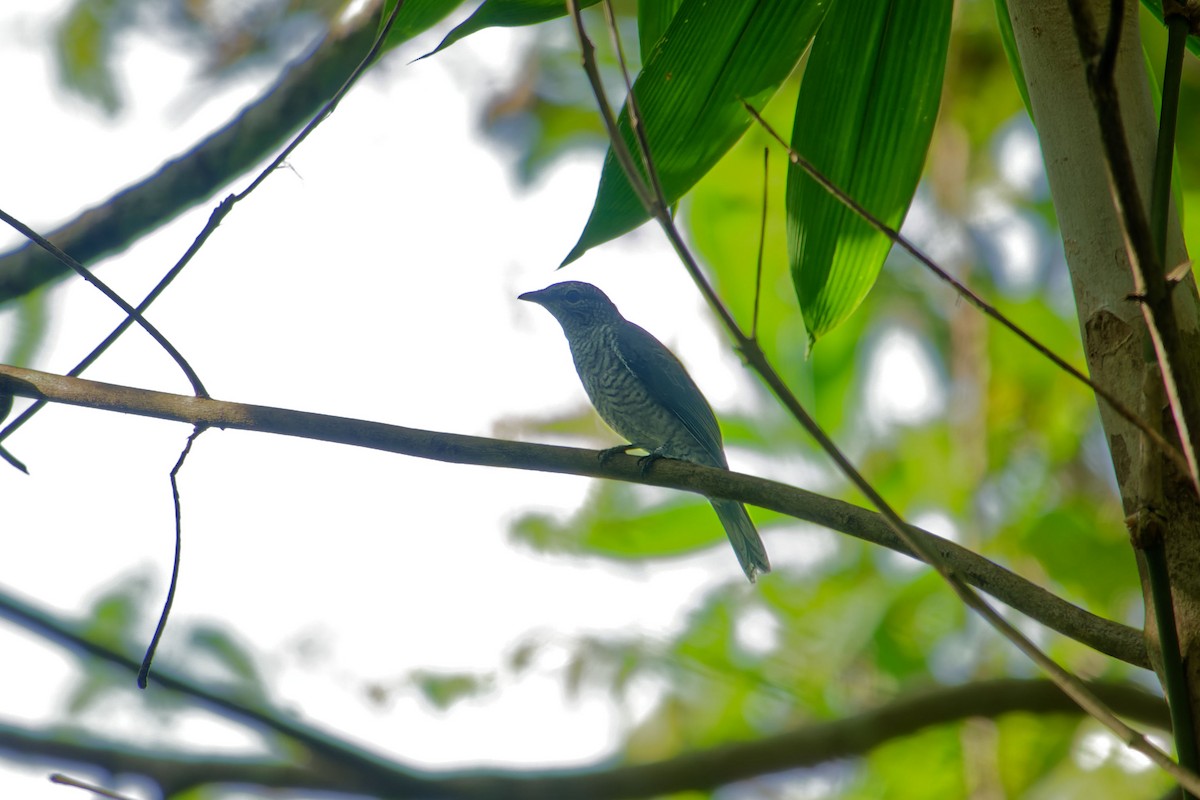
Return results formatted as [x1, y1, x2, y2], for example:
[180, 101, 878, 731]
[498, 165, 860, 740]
[563, 0, 832, 265]
[424, 0, 601, 57]
[637, 0, 684, 63]
[380, 0, 471, 53]
[787, 0, 951, 345]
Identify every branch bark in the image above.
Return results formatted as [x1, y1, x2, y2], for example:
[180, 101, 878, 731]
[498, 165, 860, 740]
[0, 17, 378, 303]
[0, 363, 1147, 668]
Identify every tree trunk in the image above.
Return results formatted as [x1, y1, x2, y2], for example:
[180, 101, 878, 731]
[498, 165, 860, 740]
[1006, 0, 1200, 737]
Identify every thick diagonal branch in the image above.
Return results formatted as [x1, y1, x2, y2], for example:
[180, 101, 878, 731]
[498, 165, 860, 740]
[0, 19, 376, 303]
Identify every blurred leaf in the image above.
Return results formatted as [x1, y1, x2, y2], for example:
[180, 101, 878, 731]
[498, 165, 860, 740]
[54, 0, 129, 114]
[65, 577, 151, 715]
[426, 0, 602, 57]
[562, 635, 649, 699]
[563, 0, 832, 264]
[787, 0, 951, 345]
[996, 713, 1079, 797]
[871, 574, 964, 680]
[851, 724, 965, 798]
[188, 624, 265, 694]
[517, 99, 609, 180]
[3, 288, 50, 367]
[513, 479, 755, 562]
[1012, 721, 1174, 797]
[77, 576, 150, 651]
[409, 669, 494, 709]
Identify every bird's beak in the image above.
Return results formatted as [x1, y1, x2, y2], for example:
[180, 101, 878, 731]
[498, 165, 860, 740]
[518, 289, 547, 305]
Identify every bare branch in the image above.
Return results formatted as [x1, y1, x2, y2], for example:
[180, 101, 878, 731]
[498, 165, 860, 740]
[0, 15, 379, 302]
[0, 364, 1147, 668]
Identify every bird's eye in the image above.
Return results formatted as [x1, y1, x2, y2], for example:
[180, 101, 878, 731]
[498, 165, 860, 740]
[564, 289, 582, 304]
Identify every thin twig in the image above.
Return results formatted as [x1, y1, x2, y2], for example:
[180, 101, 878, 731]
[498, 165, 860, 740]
[0, 200, 234, 448]
[0, 208, 207, 398]
[137, 425, 206, 689]
[50, 774, 139, 800]
[0, 2, 409, 461]
[602, 0, 668, 215]
[567, 2, 1200, 791]
[1066, 0, 1200, 490]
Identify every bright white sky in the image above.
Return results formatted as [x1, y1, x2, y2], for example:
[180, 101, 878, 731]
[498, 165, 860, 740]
[0, 3, 831, 797]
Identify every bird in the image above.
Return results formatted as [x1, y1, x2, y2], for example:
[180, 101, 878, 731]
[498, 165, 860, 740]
[519, 280, 770, 582]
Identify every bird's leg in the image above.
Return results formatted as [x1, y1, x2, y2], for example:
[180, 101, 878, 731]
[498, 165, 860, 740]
[597, 444, 639, 464]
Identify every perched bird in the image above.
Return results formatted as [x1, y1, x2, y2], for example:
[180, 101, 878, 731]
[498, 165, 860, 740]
[520, 281, 770, 582]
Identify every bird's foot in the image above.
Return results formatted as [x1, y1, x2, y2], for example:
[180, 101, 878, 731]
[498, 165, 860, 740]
[636, 451, 665, 478]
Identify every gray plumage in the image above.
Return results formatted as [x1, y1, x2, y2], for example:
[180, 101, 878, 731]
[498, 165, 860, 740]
[520, 281, 770, 582]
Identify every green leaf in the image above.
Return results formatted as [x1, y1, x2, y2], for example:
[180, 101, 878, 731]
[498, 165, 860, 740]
[3, 287, 50, 367]
[991, 0, 1032, 115]
[512, 479, 767, 562]
[379, 0, 470, 53]
[787, 0, 951, 345]
[189, 624, 265, 692]
[563, 0, 832, 265]
[425, 0, 602, 57]
[637, 0, 684, 63]
[409, 669, 494, 710]
[54, 0, 127, 114]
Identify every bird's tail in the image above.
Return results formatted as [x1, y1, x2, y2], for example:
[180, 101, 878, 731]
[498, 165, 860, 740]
[710, 499, 771, 582]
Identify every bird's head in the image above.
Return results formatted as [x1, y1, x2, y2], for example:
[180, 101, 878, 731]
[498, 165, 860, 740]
[519, 281, 622, 332]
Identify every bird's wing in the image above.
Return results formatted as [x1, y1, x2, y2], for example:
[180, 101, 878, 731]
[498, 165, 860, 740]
[614, 321, 726, 466]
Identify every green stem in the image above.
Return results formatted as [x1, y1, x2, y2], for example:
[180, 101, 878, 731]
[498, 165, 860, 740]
[1150, 14, 1187, 270]
[1147, 12, 1196, 795]
[1148, 541, 1198, 792]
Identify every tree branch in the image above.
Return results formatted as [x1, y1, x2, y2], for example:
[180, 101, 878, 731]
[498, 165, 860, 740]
[0, 679, 1168, 797]
[0, 15, 378, 303]
[0, 363, 1147, 668]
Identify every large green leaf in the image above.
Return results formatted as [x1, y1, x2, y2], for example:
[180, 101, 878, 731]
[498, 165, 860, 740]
[563, 0, 832, 265]
[787, 0, 951, 345]
[424, 0, 602, 57]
